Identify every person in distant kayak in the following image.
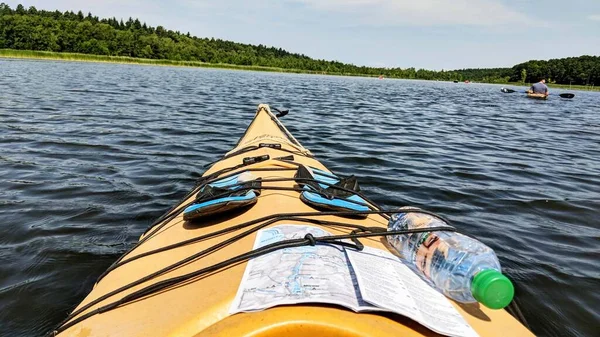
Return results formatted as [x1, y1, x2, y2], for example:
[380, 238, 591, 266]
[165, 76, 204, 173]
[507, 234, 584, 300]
[529, 79, 549, 96]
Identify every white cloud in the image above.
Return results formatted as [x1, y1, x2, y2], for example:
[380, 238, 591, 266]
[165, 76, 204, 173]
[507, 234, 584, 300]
[291, 0, 536, 26]
[588, 14, 600, 21]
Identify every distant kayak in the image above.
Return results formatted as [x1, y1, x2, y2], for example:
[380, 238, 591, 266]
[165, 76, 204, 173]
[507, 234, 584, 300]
[501, 87, 574, 99]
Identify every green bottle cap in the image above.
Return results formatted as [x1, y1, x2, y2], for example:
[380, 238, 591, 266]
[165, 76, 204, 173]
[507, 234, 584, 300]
[471, 269, 514, 309]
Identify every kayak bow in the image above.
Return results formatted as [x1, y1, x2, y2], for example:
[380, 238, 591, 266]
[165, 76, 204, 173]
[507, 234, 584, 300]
[53, 104, 534, 337]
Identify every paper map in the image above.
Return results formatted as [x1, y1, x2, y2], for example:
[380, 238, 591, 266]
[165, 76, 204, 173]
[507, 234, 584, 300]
[229, 224, 479, 337]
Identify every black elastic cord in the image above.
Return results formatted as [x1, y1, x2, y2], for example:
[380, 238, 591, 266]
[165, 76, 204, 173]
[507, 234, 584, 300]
[194, 185, 369, 212]
[141, 168, 297, 237]
[203, 143, 313, 167]
[66, 209, 452, 319]
[52, 122, 469, 335]
[193, 176, 387, 216]
[114, 170, 345, 279]
[104, 208, 424, 280]
[193, 156, 290, 188]
[51, 223, 454, 335]
[102, 174, 444, 284]
[197, 167, 295, 187]
[99, 216, 377, 280]
[506, 300, 530, 329]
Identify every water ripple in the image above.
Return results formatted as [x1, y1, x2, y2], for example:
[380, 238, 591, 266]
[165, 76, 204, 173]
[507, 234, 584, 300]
[1, 59, 599, 337]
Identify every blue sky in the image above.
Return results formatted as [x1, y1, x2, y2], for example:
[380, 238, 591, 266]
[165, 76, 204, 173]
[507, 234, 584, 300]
[5, 0, 600, 69]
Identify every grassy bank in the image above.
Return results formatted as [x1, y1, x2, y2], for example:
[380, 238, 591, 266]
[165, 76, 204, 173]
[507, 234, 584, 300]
[0, 49, 378, 78]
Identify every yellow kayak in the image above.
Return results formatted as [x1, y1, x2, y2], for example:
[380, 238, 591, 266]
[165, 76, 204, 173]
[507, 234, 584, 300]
[526, 92, 548, 100]
[53, 104, 534, 337]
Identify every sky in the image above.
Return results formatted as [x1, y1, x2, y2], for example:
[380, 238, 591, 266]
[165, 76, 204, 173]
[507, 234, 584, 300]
[4, 0, 600, 70]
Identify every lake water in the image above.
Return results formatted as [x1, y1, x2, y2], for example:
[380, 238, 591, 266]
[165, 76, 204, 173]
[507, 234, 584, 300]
[1, 59, 599, 337]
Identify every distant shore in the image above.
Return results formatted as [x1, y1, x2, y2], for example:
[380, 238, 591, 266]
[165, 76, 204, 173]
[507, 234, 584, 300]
[2, 49, 598, 92]
[0, 49, 376, 78]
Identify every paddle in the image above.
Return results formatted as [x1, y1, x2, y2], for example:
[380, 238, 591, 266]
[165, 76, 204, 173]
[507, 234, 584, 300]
[500, 87, 575, 99]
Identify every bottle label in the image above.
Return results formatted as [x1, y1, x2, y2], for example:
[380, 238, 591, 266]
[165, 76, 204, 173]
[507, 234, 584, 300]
[398, 211, 451, 279]
[413, 232, 449, 278]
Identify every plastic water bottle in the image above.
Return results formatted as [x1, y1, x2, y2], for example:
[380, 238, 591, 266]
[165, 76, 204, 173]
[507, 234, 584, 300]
[387, 207, 514, 309]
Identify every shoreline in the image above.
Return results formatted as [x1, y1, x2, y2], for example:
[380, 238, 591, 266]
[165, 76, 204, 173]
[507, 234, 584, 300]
[0, 49, 378, 78]
[2, 49, 598, 92]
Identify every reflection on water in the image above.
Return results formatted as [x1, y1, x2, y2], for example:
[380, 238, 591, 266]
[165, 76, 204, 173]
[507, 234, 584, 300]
[1, 59, 599, 337]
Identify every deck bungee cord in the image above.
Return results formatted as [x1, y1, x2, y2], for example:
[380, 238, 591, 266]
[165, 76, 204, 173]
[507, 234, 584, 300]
[52, 211, 456, 335]
[96, 169, 425, 282]
[98, 206, 449, 282]
[54, 152, 459, 334]
[140, 157, 388, 240]
[203, 142, 314, 168]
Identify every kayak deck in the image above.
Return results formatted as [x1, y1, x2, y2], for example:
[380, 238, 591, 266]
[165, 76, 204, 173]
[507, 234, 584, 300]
[55, 104, 533, 337]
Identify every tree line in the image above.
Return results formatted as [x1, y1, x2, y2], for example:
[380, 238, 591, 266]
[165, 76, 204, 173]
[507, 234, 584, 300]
[0, 3, 597, 85]
[510, 56, 598, 85]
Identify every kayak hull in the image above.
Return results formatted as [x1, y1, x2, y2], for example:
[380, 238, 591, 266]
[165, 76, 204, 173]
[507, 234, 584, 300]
[55, 104, 534, 337]
[526, 93, 548, 100]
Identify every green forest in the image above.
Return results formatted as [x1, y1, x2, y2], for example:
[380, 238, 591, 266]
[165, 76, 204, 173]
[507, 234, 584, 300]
[0, 3, 598, 85]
